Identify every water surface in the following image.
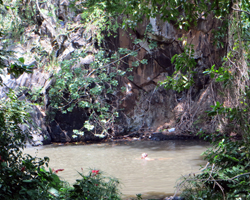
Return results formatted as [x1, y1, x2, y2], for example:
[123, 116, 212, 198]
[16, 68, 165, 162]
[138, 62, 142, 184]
[24, 140, 210, 199]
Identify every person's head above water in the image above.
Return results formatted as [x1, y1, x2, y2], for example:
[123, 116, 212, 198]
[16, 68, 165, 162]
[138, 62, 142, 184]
[141, 153, 148, 159]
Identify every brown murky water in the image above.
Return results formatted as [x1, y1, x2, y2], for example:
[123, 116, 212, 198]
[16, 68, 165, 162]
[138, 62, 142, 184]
[24, 140, 210, 199]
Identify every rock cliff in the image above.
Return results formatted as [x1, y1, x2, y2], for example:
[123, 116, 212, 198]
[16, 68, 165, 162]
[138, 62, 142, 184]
[0, 1, 226, 144]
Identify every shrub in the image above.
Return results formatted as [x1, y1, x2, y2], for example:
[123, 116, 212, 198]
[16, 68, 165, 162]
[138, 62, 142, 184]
[0, 90, 121, 199]
[68, 169, 121, 200]
[177, 133, 250, 200]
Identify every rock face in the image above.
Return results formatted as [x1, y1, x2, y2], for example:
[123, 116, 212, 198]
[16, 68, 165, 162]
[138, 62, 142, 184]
[112, 15, 225, 134]
[0, 1, 226, 144]
[47, 107, 102, 143]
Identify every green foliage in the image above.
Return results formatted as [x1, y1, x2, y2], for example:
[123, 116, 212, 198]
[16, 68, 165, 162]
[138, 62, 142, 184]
[7, 57, 34, 78]
[0, 0, 37, 39]
[212, 21, 228, 49]
[48, 46, 141, 137]
[159, 44, 196, 92]
[68, 170, 121, 200]
[69, 0, 120, 45]
[1, 0, 250, 199]
[0, 51, 34, 84]
[85, 0, 232, 30]
[203, 64, 233, 87]
[0, 91, 121, 199]
[179, 134, 250, 200]
[175, 2, 250, 198]
[205, 101, 247, 127]
[0, 90, 64, 199]
[28, 86, 44, 103]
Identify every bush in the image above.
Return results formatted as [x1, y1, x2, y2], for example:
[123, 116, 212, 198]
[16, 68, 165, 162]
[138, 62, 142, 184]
[0, 90, 121, 199]
[67, 169, 121, 200]
[177, 133, 250, 200]
[0, 90, 64, 199]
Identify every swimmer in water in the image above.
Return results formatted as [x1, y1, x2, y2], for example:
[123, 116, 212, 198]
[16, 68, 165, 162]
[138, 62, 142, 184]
[141, 153, 173, 161]
[141, 153, 148, 159]
[141, 153, 154, 160]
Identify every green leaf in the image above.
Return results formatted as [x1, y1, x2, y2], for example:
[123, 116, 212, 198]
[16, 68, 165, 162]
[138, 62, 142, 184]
[140, 59, 148, 65]
[171, 54, 178, 63]
[133, 39, 142, 44]
[79, 101, 90, 108]
[22, 180, 32, 183]
[84, 121, 94, 131]
[130, 51, 138, 57]
[132, 61, 140, 67]
[19, 57, 25, 63]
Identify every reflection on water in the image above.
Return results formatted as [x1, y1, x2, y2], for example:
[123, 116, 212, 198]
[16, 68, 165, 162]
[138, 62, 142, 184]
[24, 140, 210, 199]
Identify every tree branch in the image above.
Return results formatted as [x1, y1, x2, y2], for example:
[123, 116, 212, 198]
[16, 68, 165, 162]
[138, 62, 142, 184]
[87, 47, 141, 77]
[232, 8, 250, 15]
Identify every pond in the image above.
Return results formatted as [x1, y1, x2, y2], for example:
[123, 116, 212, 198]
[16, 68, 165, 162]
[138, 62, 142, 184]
[24, 140, 210, 199]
